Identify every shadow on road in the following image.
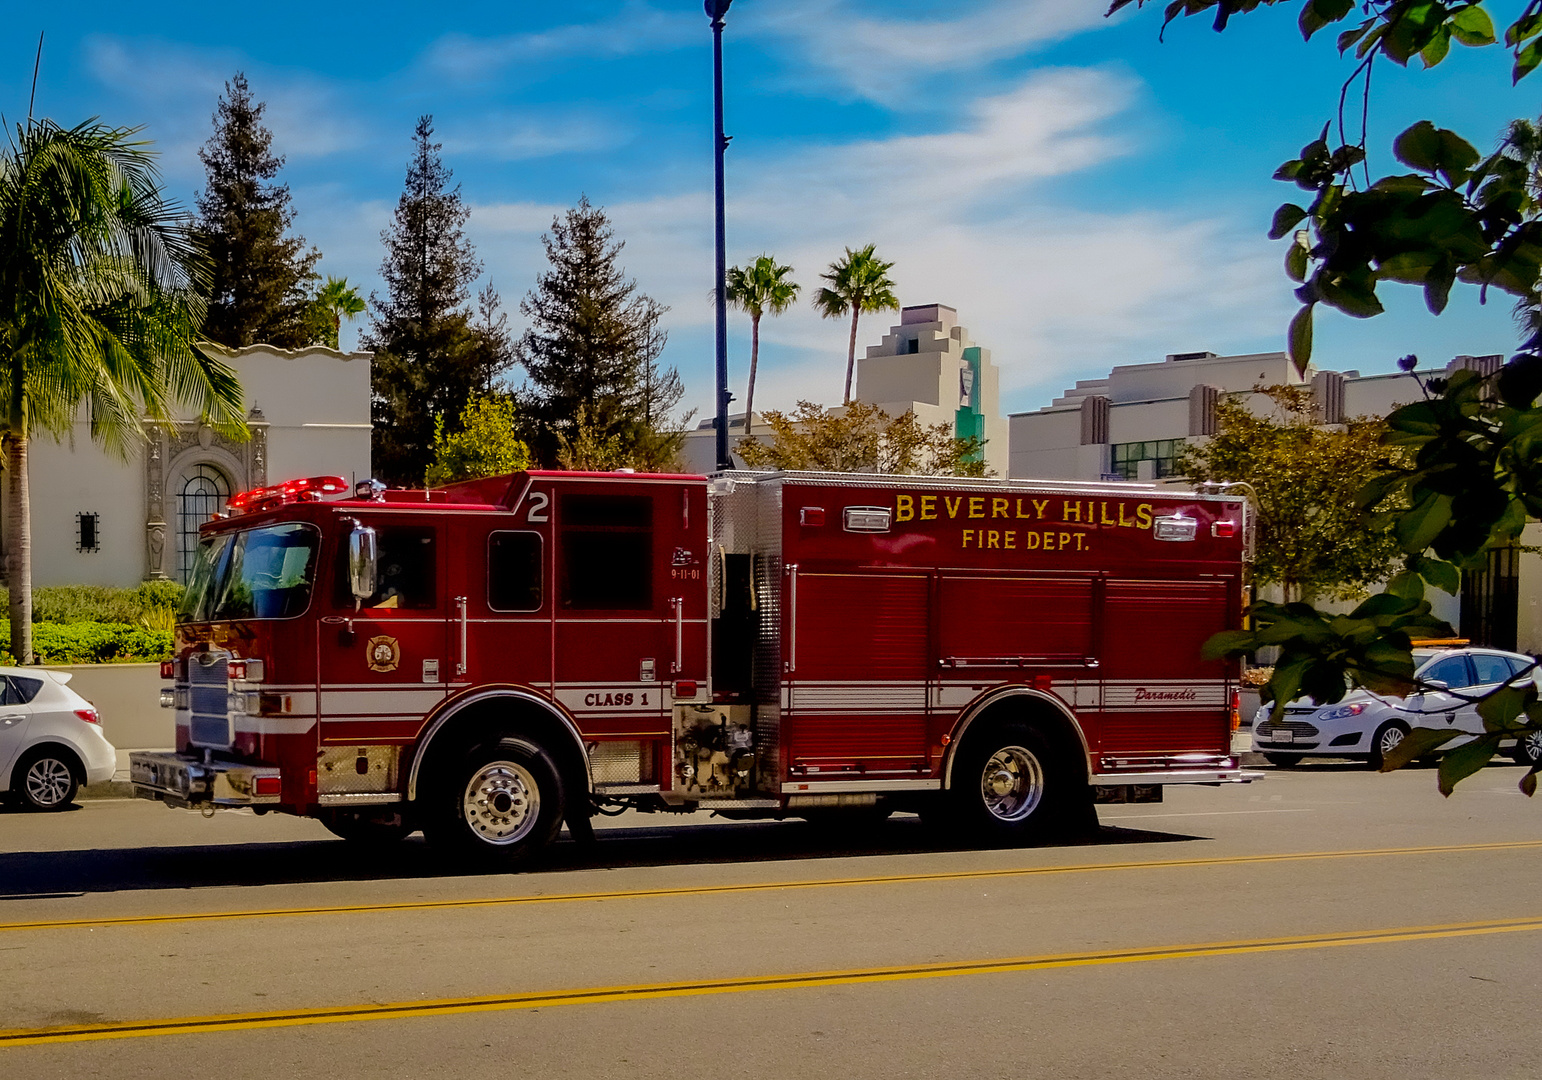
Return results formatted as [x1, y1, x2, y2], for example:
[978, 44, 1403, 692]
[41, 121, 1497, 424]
[0, 815, 1205, 898]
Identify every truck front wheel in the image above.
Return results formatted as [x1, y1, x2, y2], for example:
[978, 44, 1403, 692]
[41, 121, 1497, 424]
[944, 720, 1094, 844]
[423, 737, 565, 865]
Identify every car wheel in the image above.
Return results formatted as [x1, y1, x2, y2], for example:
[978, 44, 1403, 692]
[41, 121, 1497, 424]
[1368, 721, 1411, 771]
[1512, 728, 1542, 767]
[422, 736, 564, 866]
[13, 747, 81, 811]
[943, 719, 1094, 844]
[1263, 753, 1303, 768]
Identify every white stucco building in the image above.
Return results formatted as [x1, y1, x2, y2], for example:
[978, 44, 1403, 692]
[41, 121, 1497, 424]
[10, 344, 372, 587]
[681, 303, 1007, 475]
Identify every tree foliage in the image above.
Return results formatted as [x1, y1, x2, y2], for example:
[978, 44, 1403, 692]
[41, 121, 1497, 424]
[725, 254, 800, 425]
[195, 73, 319, 349]
[515, 197, 687, 468]
[1117, 0, 1542, 792]
[0, 119, 245, 662]
[424, 394, 530, 487]
[1179, 385, 1406, 602]
[366, 116, 512, 487]
[737, 400, 988, 476]
[813, 244, 899, 405]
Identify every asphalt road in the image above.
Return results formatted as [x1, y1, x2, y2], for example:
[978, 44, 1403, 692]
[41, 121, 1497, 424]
[1, 762, 1540, 1079]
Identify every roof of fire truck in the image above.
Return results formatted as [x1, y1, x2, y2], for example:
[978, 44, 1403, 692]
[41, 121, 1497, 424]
[215, 469, 1246, 522]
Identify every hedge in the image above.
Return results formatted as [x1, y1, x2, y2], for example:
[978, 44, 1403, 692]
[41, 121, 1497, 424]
[3, 582, 184, 625]
[0, 622, 173, 665]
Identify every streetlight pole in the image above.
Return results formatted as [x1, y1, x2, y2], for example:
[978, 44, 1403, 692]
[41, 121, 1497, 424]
[707, 0, 733, 471]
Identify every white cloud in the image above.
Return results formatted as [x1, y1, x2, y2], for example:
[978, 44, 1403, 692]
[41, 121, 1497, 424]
[742, 0, 1119, 104]
[467, 67, 1286, 419]
[422, 2, 697, 83]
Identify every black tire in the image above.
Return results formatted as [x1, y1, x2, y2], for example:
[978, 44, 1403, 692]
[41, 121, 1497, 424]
[11, 746, 81, 811]
[319, 807, 415, 845]
[421, 736, 565, 866]
[1368, 721, 1410, 771]
[943, 719, 1094, 845]
[1512, 729, 1542, 767]
[797, 805, 895, 835]
[1263, 753, 1303, 768]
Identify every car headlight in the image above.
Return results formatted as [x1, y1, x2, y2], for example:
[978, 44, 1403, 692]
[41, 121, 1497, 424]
[1317, 703, 1368, 721]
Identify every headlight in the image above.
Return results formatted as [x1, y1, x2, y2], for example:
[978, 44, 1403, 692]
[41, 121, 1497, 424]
[1318, 703, 1368, 721]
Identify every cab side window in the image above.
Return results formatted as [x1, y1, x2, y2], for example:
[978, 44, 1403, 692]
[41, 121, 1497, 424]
[489, 532, 542, 612]
[1421, 655, 1474, 690]
[338, 526, 437, 610]
[3, 676, 42, 704]
[559, 495, 652, 610]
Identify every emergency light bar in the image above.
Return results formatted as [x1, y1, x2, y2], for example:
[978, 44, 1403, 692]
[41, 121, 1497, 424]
[227, 475, 349, 515]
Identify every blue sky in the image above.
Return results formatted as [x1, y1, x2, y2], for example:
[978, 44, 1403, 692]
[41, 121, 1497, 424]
[4, 1, 1530, 419]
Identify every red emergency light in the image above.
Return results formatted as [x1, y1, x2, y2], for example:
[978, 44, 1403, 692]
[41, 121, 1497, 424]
[228, 476, 349, 515]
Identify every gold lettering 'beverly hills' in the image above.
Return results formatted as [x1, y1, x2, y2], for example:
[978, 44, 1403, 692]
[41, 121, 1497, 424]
[895, 494, 1152, 530]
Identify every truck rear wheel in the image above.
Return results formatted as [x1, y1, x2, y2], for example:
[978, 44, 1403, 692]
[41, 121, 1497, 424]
[944, 720, 1094, 844]
[423, 737, 565, 866]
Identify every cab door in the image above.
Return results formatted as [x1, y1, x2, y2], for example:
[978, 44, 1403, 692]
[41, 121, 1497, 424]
[0, 676, 35, 782]
[442, 515, 552, 695]
[317, 519, 449, 746]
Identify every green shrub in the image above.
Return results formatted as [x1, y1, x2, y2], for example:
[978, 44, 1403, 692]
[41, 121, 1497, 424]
[2, 582, 185, 626]
[0, 621, 173, 665]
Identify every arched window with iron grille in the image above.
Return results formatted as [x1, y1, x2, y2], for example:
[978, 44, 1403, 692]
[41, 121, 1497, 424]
[177, 465, 230, 583]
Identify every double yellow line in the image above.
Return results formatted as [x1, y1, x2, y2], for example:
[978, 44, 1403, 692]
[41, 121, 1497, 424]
[4, 839, 1540, 935]
[5, 914, 1541, 1047]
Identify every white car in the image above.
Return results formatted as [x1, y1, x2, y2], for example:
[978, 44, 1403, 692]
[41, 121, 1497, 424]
[1253, 647, 1542, 769]
[0, 669, 116, 810]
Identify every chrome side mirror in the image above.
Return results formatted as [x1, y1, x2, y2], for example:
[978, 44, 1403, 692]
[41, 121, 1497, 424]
[348, 525, 377, 601]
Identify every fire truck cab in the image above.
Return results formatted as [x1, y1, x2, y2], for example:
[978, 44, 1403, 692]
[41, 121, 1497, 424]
[132, 469, 1253, 865]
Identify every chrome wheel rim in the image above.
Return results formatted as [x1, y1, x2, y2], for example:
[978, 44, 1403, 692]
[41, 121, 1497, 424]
[979, 745, 1044, 822]
[1379, 726, 1405, 756]
[25, 757, 73, 807]
[461, 760, 538, 845]
[1523, 731, 1542, 763]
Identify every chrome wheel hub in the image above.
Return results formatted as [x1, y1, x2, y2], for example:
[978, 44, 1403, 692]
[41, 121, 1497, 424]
[1379, 727, 1405, 755]
[25, 758, 73, 807]
[462, 761, 538, 845]
[979, 745, 1044, 822]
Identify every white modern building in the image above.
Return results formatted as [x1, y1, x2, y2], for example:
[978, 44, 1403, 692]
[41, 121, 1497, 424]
[681, 303, 1008, 475]
[1007, 349, 1541, 653]
[10, 343, 372, 587]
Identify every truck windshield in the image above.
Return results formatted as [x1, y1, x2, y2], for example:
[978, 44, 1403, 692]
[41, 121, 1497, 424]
[178, 523, 321, 622]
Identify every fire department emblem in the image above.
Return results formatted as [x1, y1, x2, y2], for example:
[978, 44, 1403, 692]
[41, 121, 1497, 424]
[366, 635, 400, 673]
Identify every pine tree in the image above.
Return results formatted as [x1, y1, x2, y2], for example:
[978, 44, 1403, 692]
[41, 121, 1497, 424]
[516, 197, 685, 466]
[366, 116, 511, 486]
[195, 72, 319, 348]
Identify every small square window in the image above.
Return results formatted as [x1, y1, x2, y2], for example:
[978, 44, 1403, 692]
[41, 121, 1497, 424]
[77, 512, 100, 553]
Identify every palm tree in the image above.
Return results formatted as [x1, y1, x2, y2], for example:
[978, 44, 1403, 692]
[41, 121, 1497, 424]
[724, 255, 800, 430]
[0, 119, 244, 662]
[1499, 116, 1542, 338]
[310, 275, 366, 349]
[813, 244, 899, 405]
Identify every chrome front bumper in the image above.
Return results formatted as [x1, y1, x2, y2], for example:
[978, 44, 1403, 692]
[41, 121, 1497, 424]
[129, 751, 282, 808]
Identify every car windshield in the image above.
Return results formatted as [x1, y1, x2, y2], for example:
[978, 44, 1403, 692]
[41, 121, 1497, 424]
[178, 523, 321, 622]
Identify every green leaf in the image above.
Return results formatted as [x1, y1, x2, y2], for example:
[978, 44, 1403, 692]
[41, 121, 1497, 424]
[1478, 685, 1533, 732]
[1287, 304, 1314, 372]
[1395, 491, 1454, 552]
[1449, 4, 1496, 46]
[1423, 262, 1456, 315]
[1300, 0, 1355, 39]
[1202, 629, 1257, 660]
[1393, 121, 1480, 179]
[1380, 726, 1462, 772]
[1522, 769, 1538, 797]
[1410, 555, 1461, 594]
[1437, 734, 1502, 795]
[1506, 11, 1542, 47]
[1285, 234, 1310, 282]
[1338, 17, 1375, 53]
[1269, 203, 1309, 240]
[1385, 571, 1425, 602]
[1419, 24, 1451, 66]
[1517, 39, 1542, 81]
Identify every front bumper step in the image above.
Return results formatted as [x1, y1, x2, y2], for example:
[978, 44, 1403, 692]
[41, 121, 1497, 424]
[130, 751, 282, 808]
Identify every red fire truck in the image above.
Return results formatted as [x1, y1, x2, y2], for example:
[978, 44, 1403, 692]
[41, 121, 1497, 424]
[131, 469, 1252, 865]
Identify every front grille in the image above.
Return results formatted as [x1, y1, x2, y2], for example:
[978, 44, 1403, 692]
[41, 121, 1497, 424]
[1256, 719, 1320, 738]
[189, 653, 231, 747]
